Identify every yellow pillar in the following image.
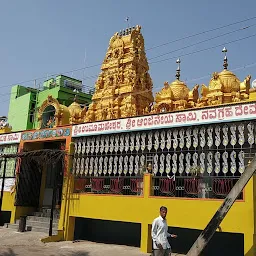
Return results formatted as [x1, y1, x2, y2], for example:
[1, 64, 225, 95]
[66, 216, 75, 241]
[143, 173, 153, 198]
[140, 174, 153, 253]
[59, 142, 75, 240]
[244, 232, 255, 256]
[140, 223, 152, 253]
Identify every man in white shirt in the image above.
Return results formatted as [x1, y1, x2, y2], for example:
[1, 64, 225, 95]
[151, 206, 177, 256]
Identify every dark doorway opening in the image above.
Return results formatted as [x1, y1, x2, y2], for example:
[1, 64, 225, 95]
[15, 141, 65, 211]
[0, 211, 11, 226]
[74, 218, 141, 247]
[42, 141, 64, 208]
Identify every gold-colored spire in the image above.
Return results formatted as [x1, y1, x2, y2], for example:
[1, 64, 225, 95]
[175, 58, 181, 80]
[222, 47, 228, 70]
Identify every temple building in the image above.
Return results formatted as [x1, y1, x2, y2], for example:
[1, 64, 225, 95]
[0, 25, 256, 256]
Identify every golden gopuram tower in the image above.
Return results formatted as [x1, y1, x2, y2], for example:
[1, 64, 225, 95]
[85, 25, 154, 122]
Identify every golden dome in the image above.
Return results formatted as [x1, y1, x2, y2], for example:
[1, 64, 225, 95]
[169, 79, 189, 101]
[68, 101, 82, 118]
[218, 69, 240, 93]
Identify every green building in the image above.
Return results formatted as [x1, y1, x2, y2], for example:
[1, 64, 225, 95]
[8, 75, 92, 131]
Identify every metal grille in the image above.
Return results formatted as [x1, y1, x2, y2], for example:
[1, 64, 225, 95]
[152, 176, 242, 199]
[72, 120, 255, 197]
[74, 176, 143, 195]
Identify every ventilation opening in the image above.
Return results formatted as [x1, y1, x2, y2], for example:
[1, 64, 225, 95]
[0, 211, 11, 226]
[74, 218, 141, 247]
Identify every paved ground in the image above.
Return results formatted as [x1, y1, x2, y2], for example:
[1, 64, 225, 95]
[0, 228, 185, 256]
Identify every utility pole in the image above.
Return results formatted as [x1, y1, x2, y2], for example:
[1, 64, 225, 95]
[186, 156, 256, 256]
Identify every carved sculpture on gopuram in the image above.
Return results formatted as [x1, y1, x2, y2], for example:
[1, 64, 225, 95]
[152, 58, 199, 113]
[85, 25, 154, 122]
[199, 47, 251, 106]
[68, 95, 87, 124]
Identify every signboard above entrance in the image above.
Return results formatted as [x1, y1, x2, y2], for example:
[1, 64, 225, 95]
[72, 102, 256, 137]
[0, 132, 21, 145]
[21, 128, 71, 141]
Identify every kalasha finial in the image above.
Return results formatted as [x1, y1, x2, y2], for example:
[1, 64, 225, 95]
[125, 16, 130, 29]
[222, 47, 228, 70]
[176, 58, 181, 80]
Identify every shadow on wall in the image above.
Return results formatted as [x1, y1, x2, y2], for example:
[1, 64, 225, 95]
[169, 226, 244, 256]
[244, 245, 255, 256]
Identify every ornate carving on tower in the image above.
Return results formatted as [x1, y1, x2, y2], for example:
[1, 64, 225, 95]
[85, 25, 154, 122]
[199, 47, 251, 106]
[153, 59, 199, 113]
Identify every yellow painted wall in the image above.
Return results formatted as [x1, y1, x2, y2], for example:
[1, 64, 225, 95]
[2, 191, 15, 213]
[63, 174, 255, 256]
[2, 191, 36, 224]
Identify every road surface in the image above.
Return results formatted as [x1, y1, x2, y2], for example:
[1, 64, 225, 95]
[0, 228, 185, 256]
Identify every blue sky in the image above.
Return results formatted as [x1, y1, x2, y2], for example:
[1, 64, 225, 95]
[0, 0, 256, 116]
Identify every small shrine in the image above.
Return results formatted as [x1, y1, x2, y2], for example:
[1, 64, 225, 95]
[37, 96, 70, 129]
[153, 58, 199, 113]
[85, 25, 154, 122]
[200, 47, 251, 106]
[153, 47, 252, 113]
[0, 116, 12, 134]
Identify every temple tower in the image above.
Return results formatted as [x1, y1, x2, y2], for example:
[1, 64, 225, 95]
[85, 25, 154, 122]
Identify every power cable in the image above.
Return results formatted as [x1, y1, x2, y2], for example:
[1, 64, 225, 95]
[1, 16, 256, 90]
[148, 24, 256, 60]
[6, 61, 256, 119]
[146, 15, 256, 51]
[149, 33, 256, 65]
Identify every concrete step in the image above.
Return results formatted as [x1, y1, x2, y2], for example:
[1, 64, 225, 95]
[4, 223, 19, 230]
[27, 225, 58, 235]
[32, 211, 60, 219]
[26, 220, 58, 229]
[26, 216, 59, 223]
[4, 223, 58, 235]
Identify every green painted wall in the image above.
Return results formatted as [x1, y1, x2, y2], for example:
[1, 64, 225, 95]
[8, 86, 36, 131]
[8, 75, 92, 132]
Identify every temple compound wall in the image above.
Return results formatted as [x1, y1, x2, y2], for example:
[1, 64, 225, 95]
[61, 102, 256, 256]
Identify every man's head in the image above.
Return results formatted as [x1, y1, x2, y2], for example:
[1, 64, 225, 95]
[160, 206, 167, 219]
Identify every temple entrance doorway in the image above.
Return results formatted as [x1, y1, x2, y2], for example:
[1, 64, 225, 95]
[41, 141, 64, 210]
[14, 141, 66, 219]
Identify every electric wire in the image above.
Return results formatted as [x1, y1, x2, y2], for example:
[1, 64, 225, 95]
[148, 24, 256, 60]
[146, 15, 256, 51]
[1, 16, 256, 90]
[6, 61, 256, 120]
